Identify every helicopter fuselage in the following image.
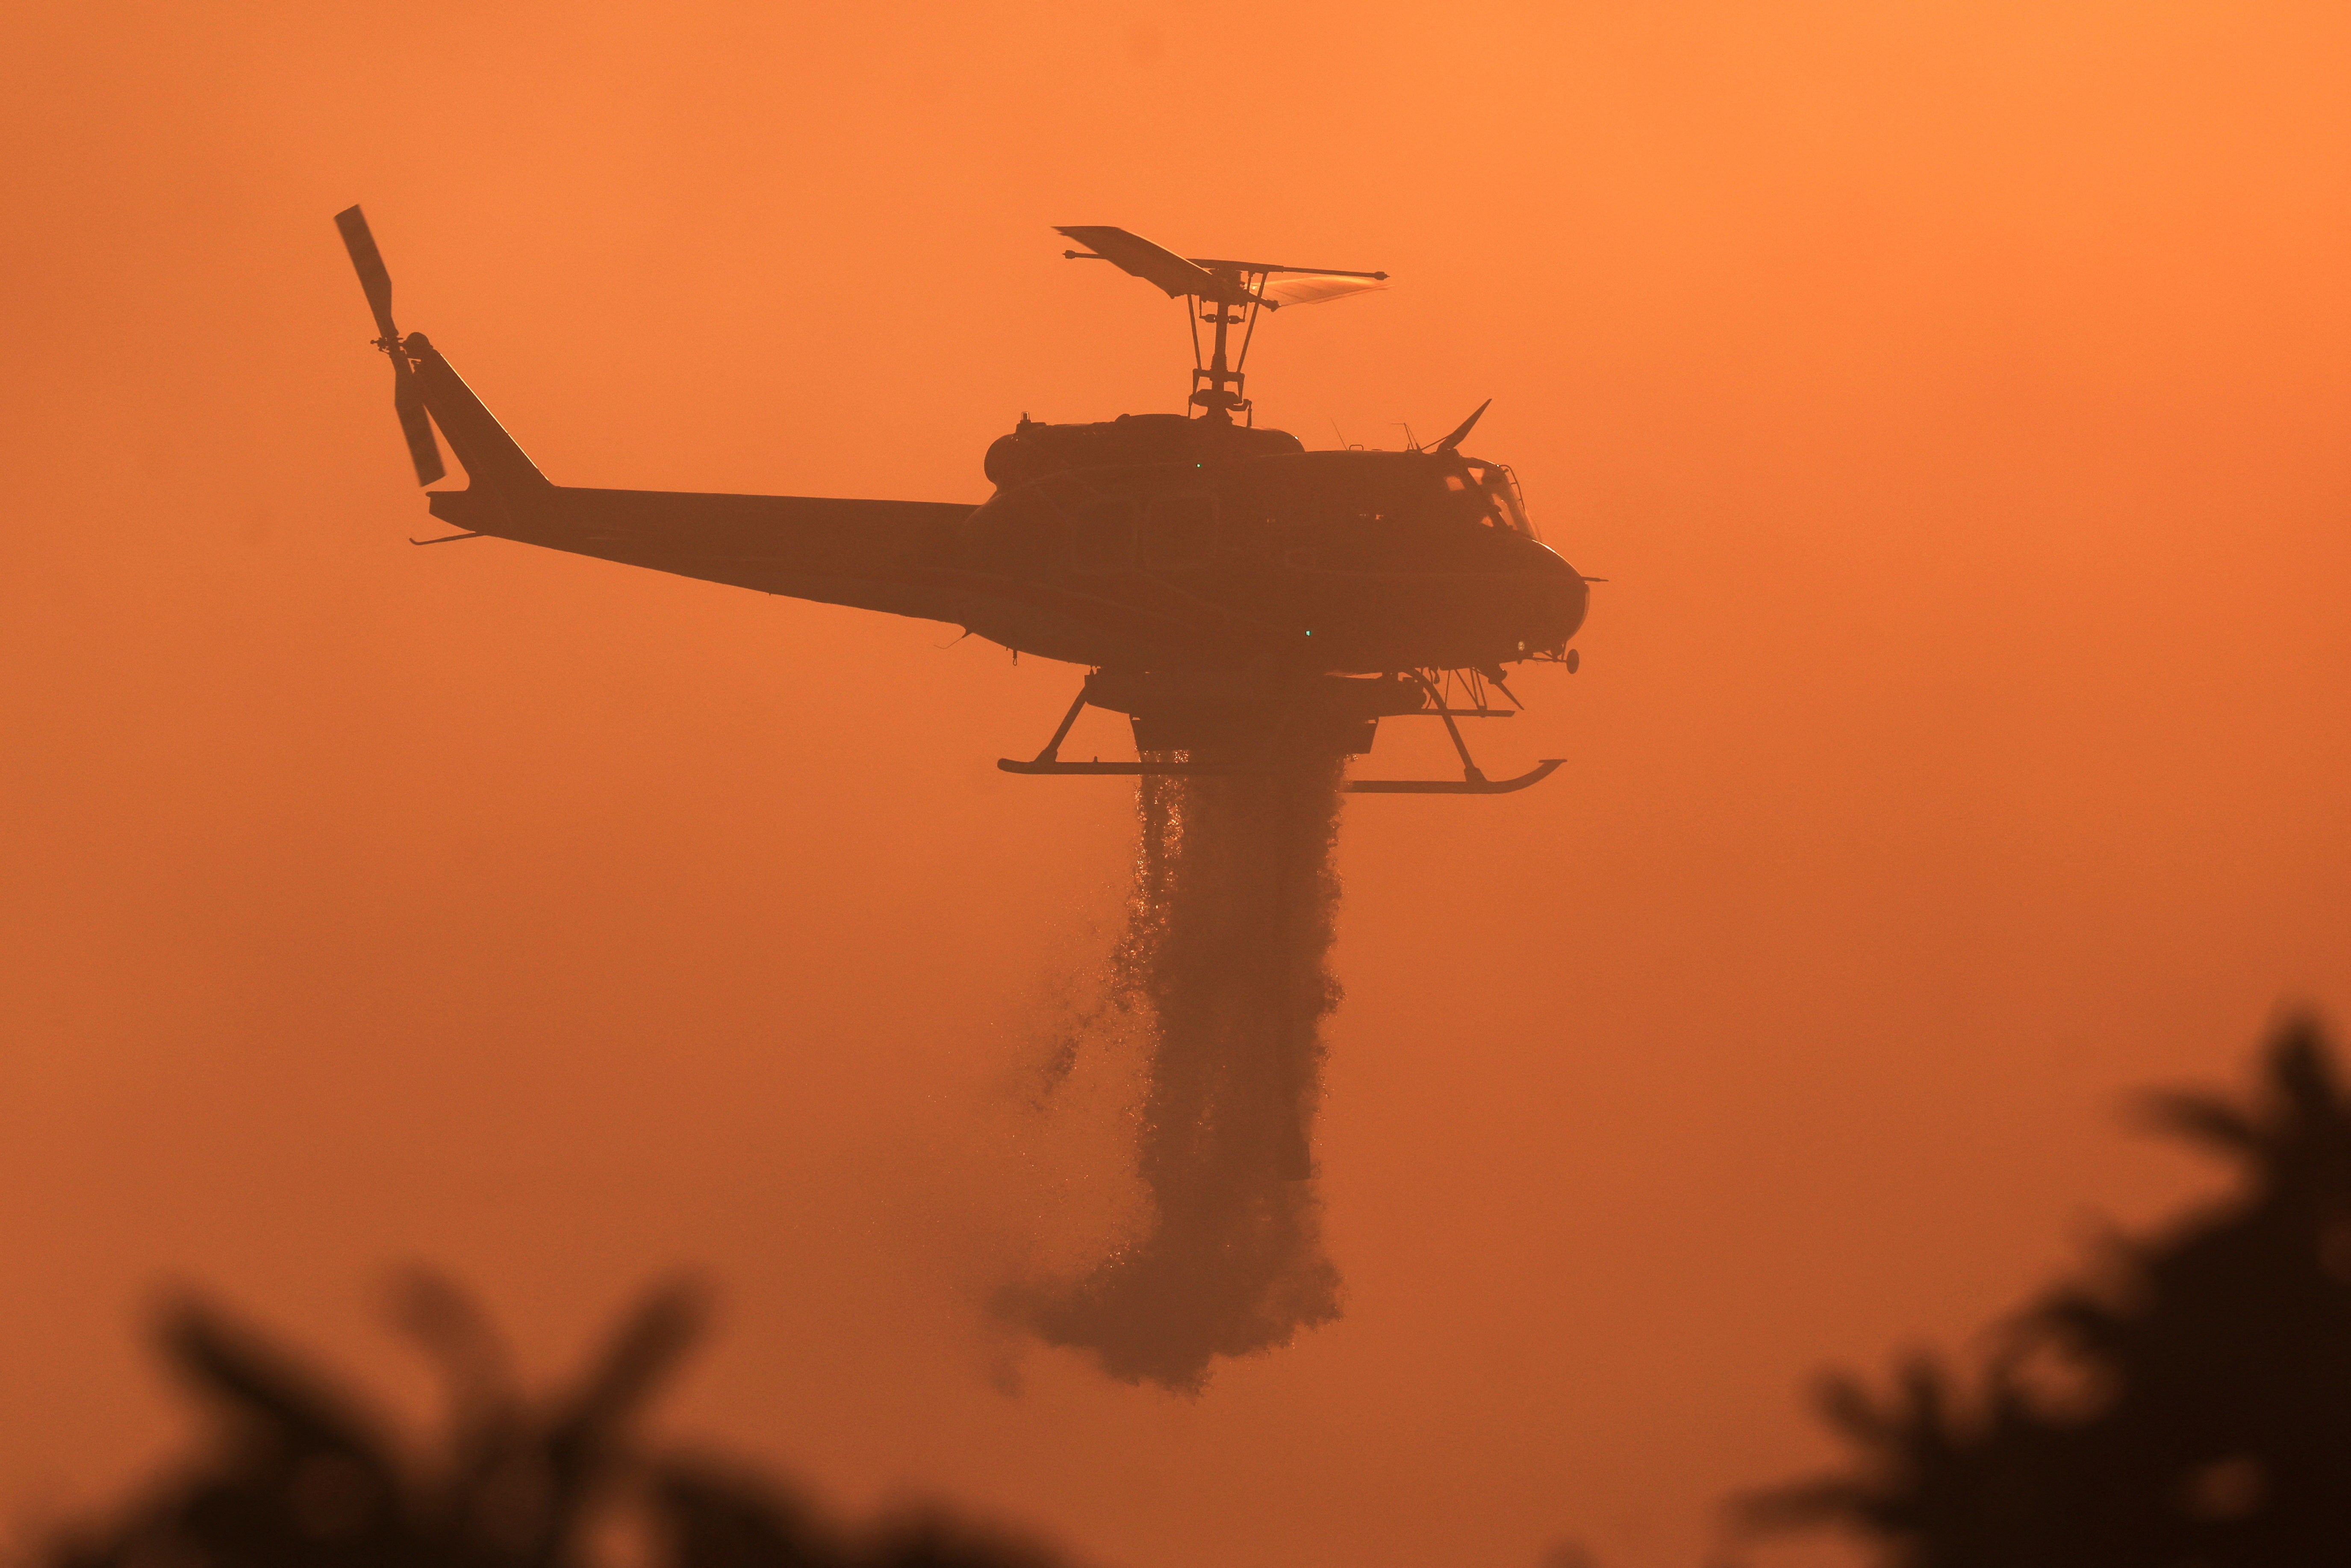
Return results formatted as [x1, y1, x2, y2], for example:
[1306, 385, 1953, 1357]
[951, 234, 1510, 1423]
[339, 208, 1594, 793]
[416, 391, 1588, 683]
[955, 445, 1585, 674]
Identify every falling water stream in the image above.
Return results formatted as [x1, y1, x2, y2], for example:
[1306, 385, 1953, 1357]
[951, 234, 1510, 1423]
[1012, 759, 1349, 1390]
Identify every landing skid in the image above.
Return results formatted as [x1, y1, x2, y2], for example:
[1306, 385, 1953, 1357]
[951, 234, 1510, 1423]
[1346, 759, 1563, 794]
[993, 757, 1561, 792]
[996, 675, 1564, 796]
[997, 758, 1255, 776]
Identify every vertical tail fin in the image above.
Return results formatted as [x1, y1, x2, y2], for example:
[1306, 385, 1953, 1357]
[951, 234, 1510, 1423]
[401, 332, 553, 493]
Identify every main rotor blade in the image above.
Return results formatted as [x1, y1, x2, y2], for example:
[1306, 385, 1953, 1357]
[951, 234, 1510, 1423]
[392, 357, 446, 485]
[1055, 225, 1254, 306]
[1432, 398, 1493, 452]
[1188, 256, 1387, 280]
[1257, 272, 1390, 309]
[334, 204, 401, 343]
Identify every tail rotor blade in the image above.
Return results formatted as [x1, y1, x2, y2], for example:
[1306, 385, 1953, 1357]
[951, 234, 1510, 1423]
[392, 360, 446, 485]
[337, 204, 445, 485]
[334, 205, 400, 344]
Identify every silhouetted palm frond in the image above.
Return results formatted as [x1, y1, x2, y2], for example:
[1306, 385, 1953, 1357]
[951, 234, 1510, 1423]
[1744, 1015, 2351, 1566]
[47, 1280, 1068, 1568]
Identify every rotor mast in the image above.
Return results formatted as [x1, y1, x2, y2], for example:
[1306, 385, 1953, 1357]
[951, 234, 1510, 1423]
[1054, 226, 1388, 426]
[1188, 267, 1262, 424]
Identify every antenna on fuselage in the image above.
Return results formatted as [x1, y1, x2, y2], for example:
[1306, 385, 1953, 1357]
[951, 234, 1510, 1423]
[1432, 398, 1493, 453]
[1054, 225, 1388, 424]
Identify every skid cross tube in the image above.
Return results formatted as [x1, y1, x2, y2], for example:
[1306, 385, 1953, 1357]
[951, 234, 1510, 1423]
[1340, 670, 1563, 793]
[999, 683, 1261, 776]
[1031, 688, 1088, 764]
[1417, 670, 1485, 784]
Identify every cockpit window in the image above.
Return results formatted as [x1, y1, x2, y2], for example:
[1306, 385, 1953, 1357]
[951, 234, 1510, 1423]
[1447, 460, 1539, 538]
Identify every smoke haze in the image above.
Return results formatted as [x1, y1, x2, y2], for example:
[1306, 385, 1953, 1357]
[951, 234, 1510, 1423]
[1013, 763, 1347, 1391]
[6, 3, 2349, 1563]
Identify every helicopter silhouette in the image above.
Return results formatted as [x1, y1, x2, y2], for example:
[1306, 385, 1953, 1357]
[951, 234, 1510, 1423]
[335, 210, 1592, 792]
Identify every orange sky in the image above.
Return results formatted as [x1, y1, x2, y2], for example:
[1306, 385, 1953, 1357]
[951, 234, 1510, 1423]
[2, 3, 2347, 1565]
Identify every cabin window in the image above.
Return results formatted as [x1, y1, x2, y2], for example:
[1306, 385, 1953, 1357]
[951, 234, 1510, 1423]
[1142, 492, 1217, 569]
[1068, 494, 1136, 572]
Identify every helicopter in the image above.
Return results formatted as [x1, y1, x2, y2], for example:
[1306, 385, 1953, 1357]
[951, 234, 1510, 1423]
[334, 210, 1593, 793]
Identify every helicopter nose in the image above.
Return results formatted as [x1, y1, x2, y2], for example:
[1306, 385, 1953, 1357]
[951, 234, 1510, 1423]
[1513, 537, 1589, 652]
